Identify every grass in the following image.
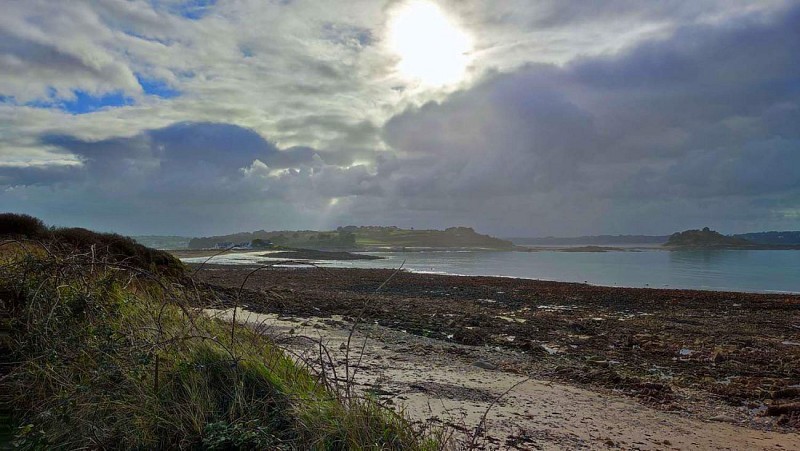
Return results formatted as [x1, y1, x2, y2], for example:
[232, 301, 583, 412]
[0, 236, 445, 450]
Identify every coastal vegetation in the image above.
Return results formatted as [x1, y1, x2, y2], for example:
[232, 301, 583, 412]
[188, 226, 514, 250]
[0, 214, 442, 449]
[189, 229, 359, 250]
[130, 235, 191, 250]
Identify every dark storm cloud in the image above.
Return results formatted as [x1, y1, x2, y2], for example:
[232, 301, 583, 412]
[0, 122, 330, 212]
[39, 122, 327, 178]
[0, 120, 388, 233]
[379, 3, 800, 233]
[524, 0, 734, 29]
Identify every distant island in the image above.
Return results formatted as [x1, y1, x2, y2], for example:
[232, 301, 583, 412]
[136, 227, 800, 252]
[511, 229, 800, 250]
[664, 227, 800, 250]
[510, 235, 669, 246]
[664, 227, 751, 248]
[186, 226, 514, 250]
[733, 231, 800, 246]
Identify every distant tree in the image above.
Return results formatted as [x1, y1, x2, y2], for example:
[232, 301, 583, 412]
[251, 239, 272, 248]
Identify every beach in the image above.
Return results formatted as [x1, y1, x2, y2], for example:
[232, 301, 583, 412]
[190, 263, 800, 449]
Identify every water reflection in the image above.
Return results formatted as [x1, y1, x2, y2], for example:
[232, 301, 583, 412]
[668, 249, 744, 266]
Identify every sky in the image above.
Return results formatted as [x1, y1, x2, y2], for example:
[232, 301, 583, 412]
[1, 0, 799, 237]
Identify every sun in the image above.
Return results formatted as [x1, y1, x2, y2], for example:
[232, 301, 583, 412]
[387, 1, 473, 86]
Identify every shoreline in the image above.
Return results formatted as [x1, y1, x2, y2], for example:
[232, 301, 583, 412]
[192, 265, 800, 438]
[194, 265, 800, 448]
[209, 306, 800, 449]
[178, 251, 800, 296]
[374, 268, 800, 295]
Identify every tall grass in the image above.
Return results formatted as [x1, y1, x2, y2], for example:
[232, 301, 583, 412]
[0, 240, 444, 450]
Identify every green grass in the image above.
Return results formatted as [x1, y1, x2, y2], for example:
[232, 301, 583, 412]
[0, 242, 445, 450]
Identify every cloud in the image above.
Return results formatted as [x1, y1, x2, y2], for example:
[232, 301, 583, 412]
[378, 3, 800, 234]
[1, 1, 799, 235]
[0, 1, 146, 102]
[0, 163, 83, 187]
[38, 121, 310, 186]
[0, 121, 381, 234]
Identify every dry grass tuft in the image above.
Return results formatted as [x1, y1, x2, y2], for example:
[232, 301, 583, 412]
[0, 238, 446, 450]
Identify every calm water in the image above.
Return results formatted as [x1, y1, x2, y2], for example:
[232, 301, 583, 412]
[183, 249, 800, 293]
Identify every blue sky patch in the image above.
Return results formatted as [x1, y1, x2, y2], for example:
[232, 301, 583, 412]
[137, 75, 181, 98]
[27, 90, 134, 114]
[170, 0, 216, 20]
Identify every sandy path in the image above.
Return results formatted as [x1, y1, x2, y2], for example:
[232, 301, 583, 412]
[207, 308, 800, 450]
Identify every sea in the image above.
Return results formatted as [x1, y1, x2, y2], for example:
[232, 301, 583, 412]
[180, 246, 800, 294]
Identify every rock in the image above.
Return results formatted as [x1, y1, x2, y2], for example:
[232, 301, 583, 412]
[473, 359, 498, 370]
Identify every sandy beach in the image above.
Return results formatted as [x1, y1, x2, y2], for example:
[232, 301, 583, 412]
[190, 263, 800, 449]
[206, 307, 800, 450]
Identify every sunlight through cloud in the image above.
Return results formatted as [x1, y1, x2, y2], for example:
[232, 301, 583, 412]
[388, 1, 473, 86]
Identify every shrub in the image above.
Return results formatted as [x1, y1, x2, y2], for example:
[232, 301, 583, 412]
[51, 227, 185, 277]
[1, 241, 443, 450]
[0, 214, 184, 277]
[0, 213, 47, 238]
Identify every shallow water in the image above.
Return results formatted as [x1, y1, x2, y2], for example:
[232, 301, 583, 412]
[183, 248, 800, 293]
